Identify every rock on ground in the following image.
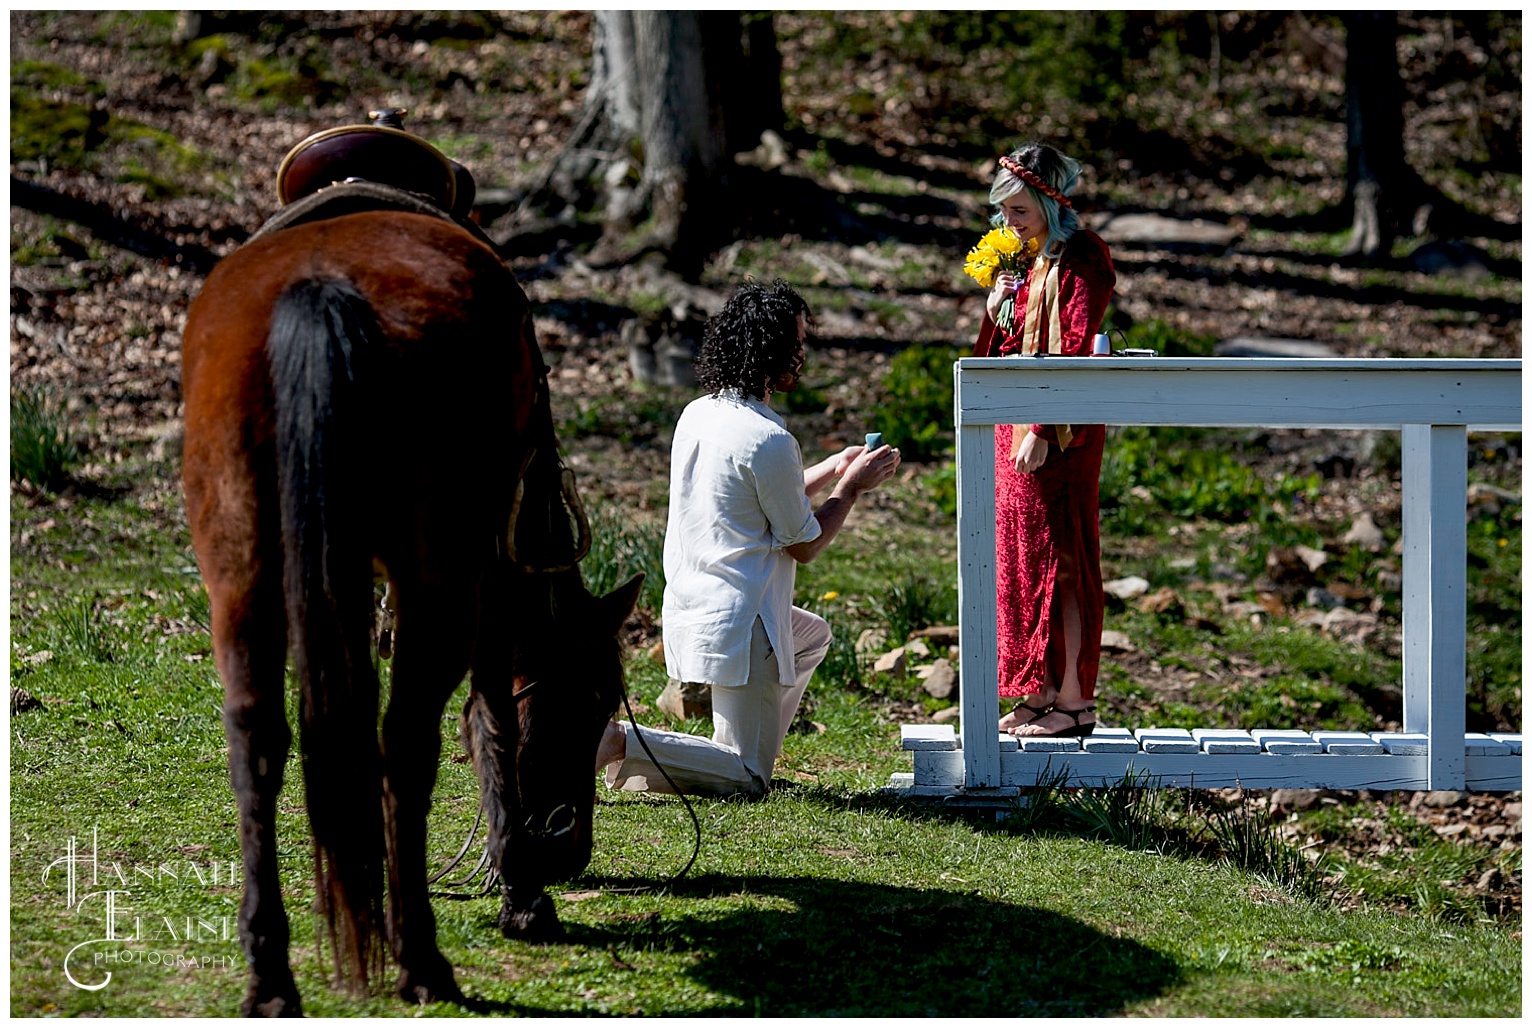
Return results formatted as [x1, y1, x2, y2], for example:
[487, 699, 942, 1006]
[656, 679, 711, 720]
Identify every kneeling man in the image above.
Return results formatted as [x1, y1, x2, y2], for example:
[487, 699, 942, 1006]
[596, 281, 900, 796]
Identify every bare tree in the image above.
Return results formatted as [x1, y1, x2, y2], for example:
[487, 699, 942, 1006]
[1342, 12, 1416, 258]
[538, 11, 784, 277]
[1342, 11, 1513, 258]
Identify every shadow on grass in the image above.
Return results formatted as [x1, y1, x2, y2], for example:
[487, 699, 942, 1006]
[553, 872, 1180, 1016]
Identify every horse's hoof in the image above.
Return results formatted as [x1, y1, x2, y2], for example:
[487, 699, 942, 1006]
[240, 974, 303, 1017]
[395, 959, 464, 1008]
[498, 891, 564, 943]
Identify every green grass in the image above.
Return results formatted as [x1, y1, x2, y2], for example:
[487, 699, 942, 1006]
[1101, 425, 1324, 541]
[10, 92, 107, 169]
[582, 502, 666, 617]
[10, 446, 1520, 1017]
[872, 342, 965, 458]
[10, 386, 82, 492]
[558, 392, 689, 446]
[12, 75, 216, 199]
[1300, 805, 1516, 926]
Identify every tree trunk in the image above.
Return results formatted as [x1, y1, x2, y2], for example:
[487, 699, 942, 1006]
[1337, 12, 1514, 256]
[631, 11, 723, 273]
[1207, 11, 1222, 95]
[532, 11, 784, 278]
[1342, 12, 1419, 259]
[591, 11, 641, 143]
[716, 13, 785, 156]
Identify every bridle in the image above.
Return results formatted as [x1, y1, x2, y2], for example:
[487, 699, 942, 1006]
[428, 670, 702, 900]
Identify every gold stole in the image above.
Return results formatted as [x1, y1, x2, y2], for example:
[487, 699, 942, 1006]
[1009, 253, 1073, 459]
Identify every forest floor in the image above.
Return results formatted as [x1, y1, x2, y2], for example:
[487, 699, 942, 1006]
[9, 11, 1522, 929]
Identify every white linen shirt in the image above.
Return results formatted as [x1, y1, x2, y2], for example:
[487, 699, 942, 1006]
[662, 392, 822, 687]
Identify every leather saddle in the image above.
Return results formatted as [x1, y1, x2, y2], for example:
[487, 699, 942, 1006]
[248, 108, 497, 253]
[276, 108, 473, 213]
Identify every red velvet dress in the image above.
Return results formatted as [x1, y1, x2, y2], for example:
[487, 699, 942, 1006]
[973, 229, 1116, 699]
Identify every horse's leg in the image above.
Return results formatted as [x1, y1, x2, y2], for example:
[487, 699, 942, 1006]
[189, 466, 302, 1015]
[215, 589, 304, 1016]
[379, 573, 475, 1006]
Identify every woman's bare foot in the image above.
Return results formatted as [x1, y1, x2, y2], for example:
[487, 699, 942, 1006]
[594, 720, 625, 774]
[999, 691, 1057, 734]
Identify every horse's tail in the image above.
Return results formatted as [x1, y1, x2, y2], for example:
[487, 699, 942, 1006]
[267, 278, 386, 993]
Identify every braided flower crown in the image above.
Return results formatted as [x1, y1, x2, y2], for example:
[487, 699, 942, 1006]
[998, 154, 1073, 210]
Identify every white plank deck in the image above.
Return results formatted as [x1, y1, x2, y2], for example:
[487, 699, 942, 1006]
[897, 729, 1523, 793]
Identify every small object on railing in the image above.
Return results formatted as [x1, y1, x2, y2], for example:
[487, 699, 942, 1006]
[865, 432, 885, 450]
[1117, 348, 1160, 357]
[1092, 333, 1111, 355]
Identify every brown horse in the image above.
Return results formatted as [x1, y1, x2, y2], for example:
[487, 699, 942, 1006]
[181, 209, 639, 1014]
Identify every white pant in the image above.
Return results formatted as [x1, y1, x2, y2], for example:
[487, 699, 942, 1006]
[606, 607, 832, 797]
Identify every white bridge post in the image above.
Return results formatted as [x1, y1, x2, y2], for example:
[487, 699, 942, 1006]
[955, 374, 1001, 789]
[1402, 424, 1468, 790]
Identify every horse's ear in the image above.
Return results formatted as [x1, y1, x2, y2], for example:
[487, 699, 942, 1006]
[597, 573, 644, 635]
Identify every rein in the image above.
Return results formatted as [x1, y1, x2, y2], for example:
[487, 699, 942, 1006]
[603, 686, 703, 892]
[502, 369, 591, 574]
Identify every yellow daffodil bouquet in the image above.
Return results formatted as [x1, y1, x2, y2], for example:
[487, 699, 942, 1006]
[963, 227, 1040, 331]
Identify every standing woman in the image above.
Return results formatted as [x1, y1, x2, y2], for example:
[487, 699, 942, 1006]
[974, 142, 1116, 737]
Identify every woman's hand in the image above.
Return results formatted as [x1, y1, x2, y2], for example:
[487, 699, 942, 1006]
[1013, 430, 1049, 474]
[986, 271, 1021, 320]
[833, 444, 864, 477]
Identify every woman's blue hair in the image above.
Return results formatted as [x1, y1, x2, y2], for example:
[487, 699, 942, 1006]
[989, 142, 1081, 260]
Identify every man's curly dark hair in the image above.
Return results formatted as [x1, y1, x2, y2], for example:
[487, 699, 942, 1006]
[695, 280, 810, 399]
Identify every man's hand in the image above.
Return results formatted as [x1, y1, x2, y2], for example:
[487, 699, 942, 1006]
[1013, 430, 1048, 474]
[805, 444, 868, 496]
[840, 443, 901, 496]
[832, 444, 864, 477]
[786, 445, 902, 564]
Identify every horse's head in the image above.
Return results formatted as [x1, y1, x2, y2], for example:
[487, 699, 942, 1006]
[515, 569, 640, 878]
[465, 566, 641, 939]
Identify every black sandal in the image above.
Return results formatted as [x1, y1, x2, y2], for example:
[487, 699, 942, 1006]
[1002, 699, 1053, 733]
[1014, 703, 1097, 738]
[1048, 703, 1097, 738]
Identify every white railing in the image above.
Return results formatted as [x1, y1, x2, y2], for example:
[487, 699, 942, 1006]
[939, 357, 1521, 795]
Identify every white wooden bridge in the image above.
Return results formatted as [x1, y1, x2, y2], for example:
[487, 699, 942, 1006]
[891, 357, 1522, 798]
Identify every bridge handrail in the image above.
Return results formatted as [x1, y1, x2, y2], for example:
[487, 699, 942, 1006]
[953, 356, 1522, 791]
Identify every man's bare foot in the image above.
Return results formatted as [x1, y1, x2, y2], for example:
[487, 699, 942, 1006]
[594, 720, 625, 774]
[999, 693, 1056, 734]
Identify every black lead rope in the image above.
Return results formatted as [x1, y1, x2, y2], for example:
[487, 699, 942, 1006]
[601, 684, 703, 893]
[427, 802, 486, 888]
[431, 426, 701, 898]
